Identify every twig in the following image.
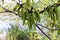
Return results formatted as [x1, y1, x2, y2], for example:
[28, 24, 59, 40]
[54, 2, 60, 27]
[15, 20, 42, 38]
[2, 7, 18, 15]
[39, 2, 60, 13]
[0, 2, 26, 17]
[37, 24, 60, 30]
[36, 24, 52, 40]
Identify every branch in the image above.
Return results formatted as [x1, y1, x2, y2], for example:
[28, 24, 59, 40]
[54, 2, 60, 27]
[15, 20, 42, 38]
[37, 24, 60, 30]
[39, 2, 60, 13]
[36, 24, 52, 40]
[1, 2, 60, 17]
[2, 7, 18, 15]
[0, 2, 26, 17]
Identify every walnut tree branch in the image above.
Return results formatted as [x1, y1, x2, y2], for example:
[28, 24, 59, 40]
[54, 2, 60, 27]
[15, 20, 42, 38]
[2, 7, 18, 15]
[36, 24, 52, 40]
[39, 2, 60, 13]
[37, 24, 60, 30]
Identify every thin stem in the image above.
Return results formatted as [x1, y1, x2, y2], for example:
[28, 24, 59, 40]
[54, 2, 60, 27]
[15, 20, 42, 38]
[37, 24, 60, 30]
[39, 2, 60, 13]
[2, 7, 18, 15]
[36, 24, 52, 40]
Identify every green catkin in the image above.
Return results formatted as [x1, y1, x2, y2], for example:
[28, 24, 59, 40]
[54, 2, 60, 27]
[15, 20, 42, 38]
[54, 7, 59, 21]
[18, 8, 20, 17]
[50, 8, 53, 20]
[13, 3, 20, 11]
[13, 5, 17, 11]
[28, 14, 32, 30]
[32, 13, 35, 25]
[47, 9, 51, 18]
[32, 13, 36, 29]
[26, 0, 31, 7]
[35, 12, 40, 22]
[21, 8, 25, 24]
[37, 12, 40, 22]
